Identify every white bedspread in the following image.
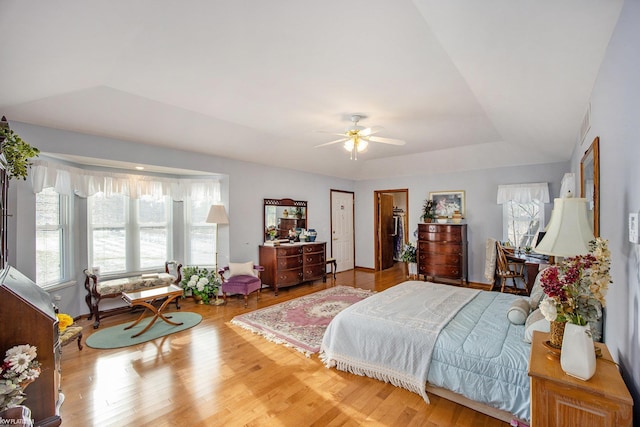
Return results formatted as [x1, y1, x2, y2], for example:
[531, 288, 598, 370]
[320, 281, 479, 402]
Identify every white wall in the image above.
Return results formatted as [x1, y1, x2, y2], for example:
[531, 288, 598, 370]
[572, 0, 640, 418]
[354, 162, 568, 282]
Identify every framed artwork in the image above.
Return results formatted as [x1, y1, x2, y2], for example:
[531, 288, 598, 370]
[429, 190, 465, 217]
[580, 137, 600, 237]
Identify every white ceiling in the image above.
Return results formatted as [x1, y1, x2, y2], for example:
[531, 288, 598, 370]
[0, 0, 623, 180]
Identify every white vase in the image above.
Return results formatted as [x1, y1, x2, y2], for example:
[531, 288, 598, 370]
[560, 322, 596, 381]
[408, 262, 417, 277]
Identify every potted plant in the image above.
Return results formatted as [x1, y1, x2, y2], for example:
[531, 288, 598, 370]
[400, 242, 418, 277]
[0, 125, 40, 180]
[180, 266, 221, 304]
[422, 199, 436, 223]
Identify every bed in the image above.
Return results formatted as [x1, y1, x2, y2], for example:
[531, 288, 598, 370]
[320, 281, 532, 423]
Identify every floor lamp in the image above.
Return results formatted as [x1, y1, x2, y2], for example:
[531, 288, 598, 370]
[206, 204, 229, 305]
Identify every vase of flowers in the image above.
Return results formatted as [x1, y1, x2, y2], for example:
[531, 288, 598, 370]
[0, 344, 41, 411]
[180, 266, 221, 305]
[538, 238, 611, 380]
[266, 225, 278, 241]
[400, 242, 418, 277]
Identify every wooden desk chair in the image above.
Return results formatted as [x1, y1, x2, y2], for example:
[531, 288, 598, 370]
[495, 243, 527, 295]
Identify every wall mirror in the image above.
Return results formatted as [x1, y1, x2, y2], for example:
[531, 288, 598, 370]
[580, 136, 600, 237]
[264, 198, 307, 240]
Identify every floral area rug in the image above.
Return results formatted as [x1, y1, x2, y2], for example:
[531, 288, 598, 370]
[230, 286, 373, 356]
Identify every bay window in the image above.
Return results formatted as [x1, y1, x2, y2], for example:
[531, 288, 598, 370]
[35, 187, 70, 287]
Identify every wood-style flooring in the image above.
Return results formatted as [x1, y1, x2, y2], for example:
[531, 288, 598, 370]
[60, 264, 510, 427]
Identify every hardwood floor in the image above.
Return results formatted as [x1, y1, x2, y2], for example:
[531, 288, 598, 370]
[60, 264, 510, 427]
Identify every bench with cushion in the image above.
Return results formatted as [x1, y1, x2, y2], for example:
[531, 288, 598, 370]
[84, 261, 182, 328]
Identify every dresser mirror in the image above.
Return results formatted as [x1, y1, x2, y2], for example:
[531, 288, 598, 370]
[264, 198, 307, 240]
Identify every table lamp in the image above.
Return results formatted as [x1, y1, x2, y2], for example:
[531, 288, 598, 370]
[534, 197, 594, 258]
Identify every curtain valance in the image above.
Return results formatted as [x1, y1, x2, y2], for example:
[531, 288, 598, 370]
[496, 182, 550, 204]
[30, 160, 220, 201]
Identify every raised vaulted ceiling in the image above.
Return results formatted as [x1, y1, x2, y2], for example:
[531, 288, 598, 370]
[0, 0, 623, 179]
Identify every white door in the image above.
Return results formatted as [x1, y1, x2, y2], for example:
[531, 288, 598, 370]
[331, 190, 355, 272]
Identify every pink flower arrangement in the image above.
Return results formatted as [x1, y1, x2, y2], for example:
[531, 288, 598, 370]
[539, 238, 612, 332]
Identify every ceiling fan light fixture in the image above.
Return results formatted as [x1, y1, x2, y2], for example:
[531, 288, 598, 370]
[343, 138, 368, 153]
[344, 139, 355, 152]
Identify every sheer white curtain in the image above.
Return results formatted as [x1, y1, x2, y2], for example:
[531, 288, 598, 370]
[30, 160, 220, 201]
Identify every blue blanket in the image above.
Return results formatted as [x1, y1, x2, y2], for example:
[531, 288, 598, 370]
[321, 281, 531, 421]
[428, 290, 530, 420]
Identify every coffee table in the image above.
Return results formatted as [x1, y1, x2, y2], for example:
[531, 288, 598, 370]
[121, 284, 184, 338]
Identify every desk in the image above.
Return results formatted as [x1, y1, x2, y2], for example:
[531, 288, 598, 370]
[122, 285, 184, 338]
[506, 253, 549, 294]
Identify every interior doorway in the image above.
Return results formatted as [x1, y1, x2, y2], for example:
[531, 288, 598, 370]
[330, 190, 355, 272]
[374, 189, 409, 271]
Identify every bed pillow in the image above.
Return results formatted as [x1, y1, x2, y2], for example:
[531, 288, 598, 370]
[529, 266, 550, 310]
[507, 298, 530, 325]
[229, 262, 256, 277]
[523, 308, 550, 343]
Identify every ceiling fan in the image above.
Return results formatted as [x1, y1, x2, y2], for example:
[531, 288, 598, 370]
[314, 114, 406, 160]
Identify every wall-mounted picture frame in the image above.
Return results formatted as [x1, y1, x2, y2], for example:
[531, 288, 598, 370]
[429, 190, 465, 217]
[580, 136, 599, 237]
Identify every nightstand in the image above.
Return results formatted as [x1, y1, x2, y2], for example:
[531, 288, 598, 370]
[528, 331, 633, 426]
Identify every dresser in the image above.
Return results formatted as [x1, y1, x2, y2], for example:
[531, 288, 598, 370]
[259, 242, 326, 295]
[528, 331, 633, 427]
[417, 223, 468, 285]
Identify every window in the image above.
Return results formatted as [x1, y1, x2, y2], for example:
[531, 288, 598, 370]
[185, 197, 216, 266]
[497, 182, 549, 249]
[137, 196, 170, 269]
[503, 200, 545, 248]
[88, 193, 172, 274]
[36, 188, 69, 286]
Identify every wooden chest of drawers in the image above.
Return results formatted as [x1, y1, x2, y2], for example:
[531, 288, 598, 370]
[417, 223, 468, 285]
[259, 242, 326, 295]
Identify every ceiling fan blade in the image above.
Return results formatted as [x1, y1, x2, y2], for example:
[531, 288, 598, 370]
[312, 130, 349, 138]
[368, 136, 406, 146]
[314, 138, 349, 148]
[359, 126, 383, 137]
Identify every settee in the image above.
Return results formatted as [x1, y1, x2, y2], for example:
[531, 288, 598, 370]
[84, 261, 182, 328]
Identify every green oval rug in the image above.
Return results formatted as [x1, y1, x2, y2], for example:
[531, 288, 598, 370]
[86, 312, 202, 349]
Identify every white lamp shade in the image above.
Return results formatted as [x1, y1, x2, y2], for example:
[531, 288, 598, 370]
[206, 204, 229, 225]
[534, 198, 594, 257]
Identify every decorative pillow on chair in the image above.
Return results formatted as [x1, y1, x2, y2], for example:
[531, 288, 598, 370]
[523, 308, 550, 343]
[528, 266, 551, 311]
[506, 298, 530, 325]
[229, 262, 256, 277]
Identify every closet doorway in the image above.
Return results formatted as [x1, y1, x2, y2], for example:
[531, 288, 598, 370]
[374, 189, 409, 272]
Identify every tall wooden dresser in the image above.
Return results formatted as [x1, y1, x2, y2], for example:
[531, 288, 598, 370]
[0, 266, 62, 427]
[417, 223, 468, 285]
[259, 242, 326, 295]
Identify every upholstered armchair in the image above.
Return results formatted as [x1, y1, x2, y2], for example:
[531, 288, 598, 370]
[218, 262, 265, 308]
